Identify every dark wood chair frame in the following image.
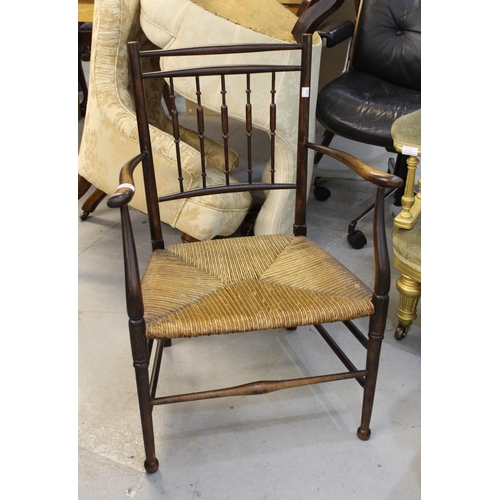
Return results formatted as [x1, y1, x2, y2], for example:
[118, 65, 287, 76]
[106, 32, 402, 473]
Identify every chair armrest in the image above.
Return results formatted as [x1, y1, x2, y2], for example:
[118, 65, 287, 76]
[107, 153, 148, 208]
[307, 143, 403, 189]
[307, 142, 401, 298]
[317, 19, 354, 48]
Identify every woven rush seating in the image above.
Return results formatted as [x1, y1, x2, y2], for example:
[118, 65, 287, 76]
[142, 234, 374, 338]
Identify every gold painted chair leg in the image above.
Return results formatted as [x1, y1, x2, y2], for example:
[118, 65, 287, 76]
[395, 274, 421, 340]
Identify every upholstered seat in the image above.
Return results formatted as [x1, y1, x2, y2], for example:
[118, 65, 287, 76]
[390, 109, 421, 340]
[317, 70, 421, 149]
[393, 218, 421, 297]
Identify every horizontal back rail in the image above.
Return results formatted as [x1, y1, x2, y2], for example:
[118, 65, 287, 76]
[158, 183, 296, 203]
[139, 43, 302, 59]
[143, 65, 301, 80]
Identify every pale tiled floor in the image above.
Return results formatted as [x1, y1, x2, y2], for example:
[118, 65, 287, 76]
[78, 62, 421, 499]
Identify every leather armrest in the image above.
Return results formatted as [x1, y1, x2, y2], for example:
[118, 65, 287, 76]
[317, 19, 354, 48]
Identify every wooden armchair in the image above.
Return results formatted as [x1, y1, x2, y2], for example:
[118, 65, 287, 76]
[105, 33, 402, 473]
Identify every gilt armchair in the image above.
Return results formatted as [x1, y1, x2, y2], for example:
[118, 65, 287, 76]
[391, 110, 421, 340]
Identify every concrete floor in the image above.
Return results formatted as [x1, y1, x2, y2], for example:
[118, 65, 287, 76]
[78, 100, 421, 499]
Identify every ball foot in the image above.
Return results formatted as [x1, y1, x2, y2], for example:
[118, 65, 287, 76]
[357, 427, 371, 441]
[144, 458, 159, 474]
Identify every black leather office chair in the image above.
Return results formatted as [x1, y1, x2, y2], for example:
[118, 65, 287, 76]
[313, 0, 421, 248]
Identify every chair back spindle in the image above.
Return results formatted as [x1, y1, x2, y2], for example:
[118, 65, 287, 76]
[245, 74, 253, 184]
[194, 76, 208, 189]
[166, 77, 185, 193]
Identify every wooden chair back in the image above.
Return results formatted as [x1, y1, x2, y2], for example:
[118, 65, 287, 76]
[122, 34, 313, 252]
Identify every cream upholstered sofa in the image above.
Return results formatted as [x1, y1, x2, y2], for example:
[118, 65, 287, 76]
[78, 0, 323, 240]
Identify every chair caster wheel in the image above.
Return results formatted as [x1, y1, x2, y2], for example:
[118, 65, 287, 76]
[395, 325, 409, 340]
[314, 186, 331, 201]
[347, 230, 367, 249]
[80, 210, 90, 221]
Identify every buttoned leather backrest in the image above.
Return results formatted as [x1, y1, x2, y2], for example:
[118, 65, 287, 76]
[352, 0, 421, 90]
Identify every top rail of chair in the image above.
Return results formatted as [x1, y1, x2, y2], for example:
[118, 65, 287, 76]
[143, 65, 301, 79]
[135, 42, 303, 59]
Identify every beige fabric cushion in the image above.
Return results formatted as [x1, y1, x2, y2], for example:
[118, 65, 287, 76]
[188, 0, 298, 43]
[391, 109, 421, 155]
[140, 0, 315, 48]
[392, 218, 421, 276]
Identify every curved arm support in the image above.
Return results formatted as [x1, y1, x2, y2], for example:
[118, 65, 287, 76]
[306, 143, 403, 189]
[292, 0, 346, 40]
[107, 152, 149, 208]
